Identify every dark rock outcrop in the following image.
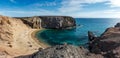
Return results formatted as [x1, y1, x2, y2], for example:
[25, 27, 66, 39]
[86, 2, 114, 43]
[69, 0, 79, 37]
[88, 31, 101, 54]
[15, 45, 88, 58]
[88, 31, 96, 41]
[115, 22, 120, 27]
[88, 23, 120, 58]
[16, 16, 76, 29]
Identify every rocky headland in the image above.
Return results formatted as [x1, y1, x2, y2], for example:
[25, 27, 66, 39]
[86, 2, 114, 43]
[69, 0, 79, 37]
[16, 16, 76, 29]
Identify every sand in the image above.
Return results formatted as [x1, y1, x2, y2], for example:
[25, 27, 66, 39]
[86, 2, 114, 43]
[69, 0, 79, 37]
[0, 29, 45, 58]
[31, 29, 50, 49]
[0, 16, 49, 58]
[11, 29, 50, 57]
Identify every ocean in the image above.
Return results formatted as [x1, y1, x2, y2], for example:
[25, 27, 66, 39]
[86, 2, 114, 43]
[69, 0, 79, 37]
[36, 18, 120, 46]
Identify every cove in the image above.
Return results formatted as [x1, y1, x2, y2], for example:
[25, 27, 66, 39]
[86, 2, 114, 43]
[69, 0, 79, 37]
[36, 18, 120, 46]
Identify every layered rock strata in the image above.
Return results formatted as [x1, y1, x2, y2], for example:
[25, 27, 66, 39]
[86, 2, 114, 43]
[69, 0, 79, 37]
[16, 16, 76, 29]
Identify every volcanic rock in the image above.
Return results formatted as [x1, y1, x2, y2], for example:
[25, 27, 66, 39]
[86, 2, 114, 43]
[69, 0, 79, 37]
[15, 45, 88, 58]
[16, 16, 76, 29]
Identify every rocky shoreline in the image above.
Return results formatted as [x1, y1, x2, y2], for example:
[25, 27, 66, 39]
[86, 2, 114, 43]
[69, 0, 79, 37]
[0, 15, 120, 58]
[16, 23, 120, 58]
[88, 23, 120, 58]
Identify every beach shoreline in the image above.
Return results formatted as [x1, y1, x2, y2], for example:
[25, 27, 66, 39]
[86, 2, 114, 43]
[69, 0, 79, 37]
[31, 29, 50, 49]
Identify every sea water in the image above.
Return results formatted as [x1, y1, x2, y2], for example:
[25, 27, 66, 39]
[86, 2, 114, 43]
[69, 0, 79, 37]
[36, 18, 120, 46]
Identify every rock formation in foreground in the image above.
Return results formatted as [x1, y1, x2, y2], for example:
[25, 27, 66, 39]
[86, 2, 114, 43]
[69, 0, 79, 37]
[115, 22, 120, 27]
[16, 45, 88, 58]
[16, 16, 76, 29]
[88, 23, 120, 58]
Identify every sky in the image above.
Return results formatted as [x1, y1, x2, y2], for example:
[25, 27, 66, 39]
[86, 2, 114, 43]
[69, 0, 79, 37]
[0, 0, 120, 18]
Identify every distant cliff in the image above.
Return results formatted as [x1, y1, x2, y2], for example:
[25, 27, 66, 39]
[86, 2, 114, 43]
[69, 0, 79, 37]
[16, 16, 76, 29]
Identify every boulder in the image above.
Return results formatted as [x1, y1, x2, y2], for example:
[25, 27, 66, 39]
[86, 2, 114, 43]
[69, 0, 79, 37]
[115, 23, 120, 27]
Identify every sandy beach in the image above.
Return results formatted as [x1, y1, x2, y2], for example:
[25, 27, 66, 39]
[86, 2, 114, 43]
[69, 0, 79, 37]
[3, 29, 50, 58]
[31, 29, 50, 49]
[12, 29, 50, 56]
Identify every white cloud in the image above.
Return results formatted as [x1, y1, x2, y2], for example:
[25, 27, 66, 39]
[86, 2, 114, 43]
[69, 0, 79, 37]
[31, 1, 56, 7]
[72, 9, 120, 18]
[58, 0, 108, 13]
[58, 0, 120, 17]
[109, 0, 120, 7]
[1, 0, 120, 18]
[10, 0, 16, 3]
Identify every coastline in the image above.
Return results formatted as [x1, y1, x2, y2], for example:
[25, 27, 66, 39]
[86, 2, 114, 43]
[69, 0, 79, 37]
[31, 29, 50, 49]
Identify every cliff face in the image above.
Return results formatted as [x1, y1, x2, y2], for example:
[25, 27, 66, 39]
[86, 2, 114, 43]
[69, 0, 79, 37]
[88, 23, 120, 58]
[16, 16, 76, 29]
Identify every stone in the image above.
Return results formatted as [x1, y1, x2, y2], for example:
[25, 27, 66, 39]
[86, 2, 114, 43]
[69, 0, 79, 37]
[88, 23, 120, 58]
[15, 45, 88, 58]
[115, 22, 120, 27]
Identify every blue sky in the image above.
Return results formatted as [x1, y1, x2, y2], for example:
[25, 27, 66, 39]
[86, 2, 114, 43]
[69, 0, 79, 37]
[0, 0, 120, 18]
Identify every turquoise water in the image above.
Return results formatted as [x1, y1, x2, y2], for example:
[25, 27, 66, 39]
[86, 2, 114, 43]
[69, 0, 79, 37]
[36, 18, 120, 46]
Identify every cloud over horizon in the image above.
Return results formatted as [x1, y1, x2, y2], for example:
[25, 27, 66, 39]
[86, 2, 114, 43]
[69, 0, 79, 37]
[0, 0, 120, 18]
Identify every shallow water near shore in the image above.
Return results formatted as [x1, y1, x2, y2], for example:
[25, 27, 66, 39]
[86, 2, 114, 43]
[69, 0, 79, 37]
[36, 18, 120, 46]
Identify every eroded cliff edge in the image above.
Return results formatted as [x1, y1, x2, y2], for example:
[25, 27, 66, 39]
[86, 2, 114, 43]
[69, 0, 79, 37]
[16, 16, 76, 29]
[88, 23, 120, 58]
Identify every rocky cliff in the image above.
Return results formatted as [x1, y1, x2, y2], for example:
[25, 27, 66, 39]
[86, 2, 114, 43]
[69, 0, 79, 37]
[88, 23, 120, 58]
[16, 16, 76, 29]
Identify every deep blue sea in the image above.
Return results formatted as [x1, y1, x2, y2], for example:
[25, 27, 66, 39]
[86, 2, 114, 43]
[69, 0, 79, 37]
[36, 18, 120, 46]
